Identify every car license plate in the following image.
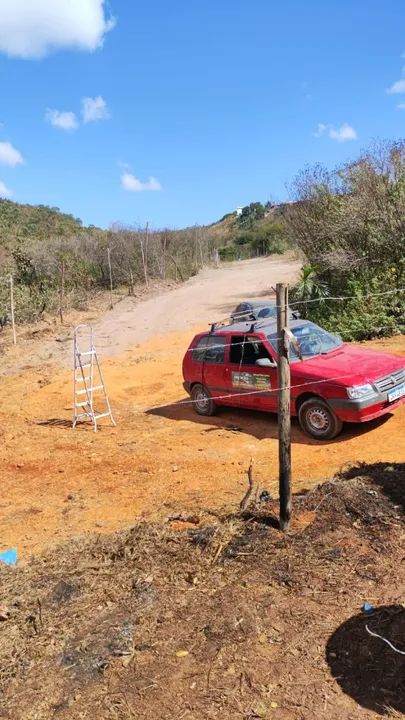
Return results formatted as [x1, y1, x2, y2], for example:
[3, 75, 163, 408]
[388, 383, 405, 403]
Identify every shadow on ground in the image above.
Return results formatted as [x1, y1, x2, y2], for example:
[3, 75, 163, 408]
[326, 604, 405, 715]
[33, 418, 73, 428]
[148, 401, 392, 445]
[340, 461, 405, 511]
[32, 418, 107, 431]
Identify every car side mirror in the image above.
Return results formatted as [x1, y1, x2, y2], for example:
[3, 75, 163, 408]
[256, 357, 277, 368]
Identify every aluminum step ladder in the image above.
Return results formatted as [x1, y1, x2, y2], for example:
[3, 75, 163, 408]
[73, 324, 116, 432]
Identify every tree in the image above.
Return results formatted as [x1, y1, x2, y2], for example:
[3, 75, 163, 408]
[290, 265, 330, 318]
[286, 140, 405, 338]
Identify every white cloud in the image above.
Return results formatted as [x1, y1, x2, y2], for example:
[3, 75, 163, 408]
[0, 180, 12, 198]
[329, 123, 357, 142]
[81, 96, 110, 123]
[45, 109, 78, 131]
[314, 122, 357, 142]
[121, 173, 162, 192]
[0, 0, 115, 59]
[314, 123, 327, 137]
[397, 102, 405, 110]
[386, 78, 405, 94]
[0, 141, 24, 166]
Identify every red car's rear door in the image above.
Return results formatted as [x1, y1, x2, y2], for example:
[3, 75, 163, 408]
[227, 334, 278, 411]
[200, 335, 233, 405]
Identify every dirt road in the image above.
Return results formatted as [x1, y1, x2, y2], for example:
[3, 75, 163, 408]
[0, 255, 404, 558]
[90, 255, 301, 359]
[0, 255, 300, 373]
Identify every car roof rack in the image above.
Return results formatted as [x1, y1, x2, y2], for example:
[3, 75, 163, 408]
[248, 319, 271, 333]
[209, 316, 236, 333]
[209, 316, 273, 334]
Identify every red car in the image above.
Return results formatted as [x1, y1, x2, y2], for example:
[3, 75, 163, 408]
[182, 319, 405, 440]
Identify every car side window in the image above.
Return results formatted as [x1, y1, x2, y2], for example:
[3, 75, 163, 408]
[192, 335, 226, 364]
[229, 335, 274, 365]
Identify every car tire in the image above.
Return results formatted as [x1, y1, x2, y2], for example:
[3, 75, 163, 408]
[191, 384, 217, 416]
[298, 397, 343, 440]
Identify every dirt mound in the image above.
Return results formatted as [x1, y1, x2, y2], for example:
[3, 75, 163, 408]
[0, 464, 404, 719]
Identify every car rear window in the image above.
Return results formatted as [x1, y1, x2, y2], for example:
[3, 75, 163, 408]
[192, 335, 226, 363]
[257, 306, 277, 319]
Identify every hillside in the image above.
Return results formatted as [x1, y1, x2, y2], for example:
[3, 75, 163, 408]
[0, 199, 89, 251]
[0, 199, 289, 327]
[0, 198, 287, 263]
[204, 201, 289, 259]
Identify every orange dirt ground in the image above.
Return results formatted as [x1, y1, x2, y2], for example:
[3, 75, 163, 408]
[0, 328, 404, 559]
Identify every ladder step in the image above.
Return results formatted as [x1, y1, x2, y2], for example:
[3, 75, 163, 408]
[75, 376, 91, 382]
[94, 412, 112, 420]
[75, 401, 90, 408]
[77, 363, 92, 370]
[76, 386, 103, 396]
[78, 350, 96, 357]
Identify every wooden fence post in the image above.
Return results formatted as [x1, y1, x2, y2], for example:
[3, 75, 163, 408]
[59, 259, 65, 324]
[107, 248, 113, 310]
[140, 222, 149, 288]
[9, 274, 16, 345]
[276, 283, 292, 531]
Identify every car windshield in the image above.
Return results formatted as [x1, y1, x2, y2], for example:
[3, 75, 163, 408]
[267, 323, 343, 361]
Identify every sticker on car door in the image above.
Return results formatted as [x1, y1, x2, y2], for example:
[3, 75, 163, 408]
[232, 371, 271, 390]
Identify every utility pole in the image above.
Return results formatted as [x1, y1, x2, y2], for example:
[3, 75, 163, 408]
[276, 283, 292, 531]
[107, 247, 113, 310]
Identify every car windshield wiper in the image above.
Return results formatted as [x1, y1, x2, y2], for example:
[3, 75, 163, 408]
[320, 346, 340, 355]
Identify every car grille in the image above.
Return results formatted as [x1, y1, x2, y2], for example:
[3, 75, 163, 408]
[373, 368, 405, 393]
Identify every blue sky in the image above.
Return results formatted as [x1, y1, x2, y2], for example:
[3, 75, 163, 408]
[0, 0, 404, 229]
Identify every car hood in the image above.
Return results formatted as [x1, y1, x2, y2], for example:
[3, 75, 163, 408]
[292, 344, 405, 386]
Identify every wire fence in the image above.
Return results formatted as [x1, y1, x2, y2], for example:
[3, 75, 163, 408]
[146, 372, 356, 412]
[288, 287, 405, 308]
[144, 294, 405, 413]
[177, 323, 405, 357]
[0, 280, 404, 352]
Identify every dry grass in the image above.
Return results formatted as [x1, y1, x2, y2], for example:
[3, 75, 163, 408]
[0, 463, 404, 720]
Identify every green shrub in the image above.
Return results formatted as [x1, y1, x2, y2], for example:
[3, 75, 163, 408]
[301, 271, 405, 341]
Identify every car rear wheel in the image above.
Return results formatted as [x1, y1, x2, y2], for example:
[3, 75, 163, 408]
[191, 384, 217, 416]
[298, 397, 343, 440]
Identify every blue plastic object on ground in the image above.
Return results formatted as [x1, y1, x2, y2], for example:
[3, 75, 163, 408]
[363, 602, 374, 614]
[0, 549, 17, 566]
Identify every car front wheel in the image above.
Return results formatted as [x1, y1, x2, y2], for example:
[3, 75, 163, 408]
[191, 384, 217, 416]
[298, 397, 343, 440]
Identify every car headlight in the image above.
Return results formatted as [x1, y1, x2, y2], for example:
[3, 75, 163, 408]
[346, 383, 375, 400]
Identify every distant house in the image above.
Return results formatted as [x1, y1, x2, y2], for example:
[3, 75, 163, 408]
[236, 207, 243, 217]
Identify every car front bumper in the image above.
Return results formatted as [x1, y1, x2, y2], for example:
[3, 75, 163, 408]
[329, 391, 405, 423]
